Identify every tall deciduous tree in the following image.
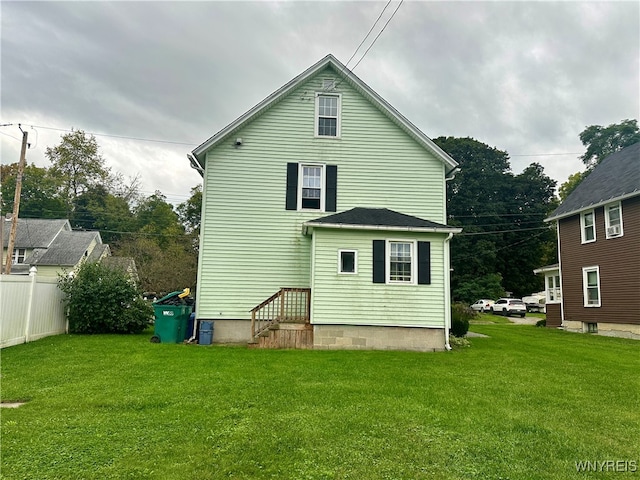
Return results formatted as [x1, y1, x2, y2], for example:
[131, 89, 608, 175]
[434, 137, 557, 302]
[0, 163, 67, 218]
[46, 130, 111, 215]
[177, 185, 202, 235]
[579, 119, 640, 168]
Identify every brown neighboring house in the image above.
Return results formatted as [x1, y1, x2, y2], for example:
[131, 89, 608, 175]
[538, 142, 640, 339]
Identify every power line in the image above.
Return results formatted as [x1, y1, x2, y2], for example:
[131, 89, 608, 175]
[25, 124, 197, 146]
[457, 225, 552, 236]
[344, 0, 392, 69]
[350, 0, 404, 72]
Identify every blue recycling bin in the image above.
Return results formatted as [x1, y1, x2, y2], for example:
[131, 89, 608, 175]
[199, 320, 214, 345]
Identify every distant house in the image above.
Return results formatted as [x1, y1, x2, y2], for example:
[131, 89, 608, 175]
[189, 55, 461, 351]
[538, 142, 640, 339]
[1, 218, 113, 277]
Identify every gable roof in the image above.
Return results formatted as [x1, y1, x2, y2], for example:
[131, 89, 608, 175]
[546, 142, 640, 221]
[303, 207, 462, 234]
[2, 218, 70, 249]
[190, 54, 458, 172]
[29, 231, 101, 266]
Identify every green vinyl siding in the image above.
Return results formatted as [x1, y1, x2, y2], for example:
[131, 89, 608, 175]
[196, 65, 448, 320]
[310, 229, 446, 328]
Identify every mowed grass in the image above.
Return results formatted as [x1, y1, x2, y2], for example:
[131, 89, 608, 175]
[1, 325, 638, 479]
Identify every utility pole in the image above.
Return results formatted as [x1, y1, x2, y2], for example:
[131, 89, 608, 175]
[4, 126, 28, 274]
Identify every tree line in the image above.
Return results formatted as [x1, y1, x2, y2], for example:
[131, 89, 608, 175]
[1, 130, 201, 295]
[2, 120, 637, 303]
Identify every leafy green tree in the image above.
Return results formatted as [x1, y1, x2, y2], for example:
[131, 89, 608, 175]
[177, 185, 202, 235]
[46, 130, 111, 215]
[434, 137, 557, 301]
[72, 184, 136, 243]
[58, 261, 152, 334]
[0, 163, 67, 218]
[558, 170, 590, 201]
[113, 236, 197, 295]
[579, 119, 640, 168]
[133, 191, 185, 247]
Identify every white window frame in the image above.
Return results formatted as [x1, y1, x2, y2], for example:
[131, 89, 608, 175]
[582, 266, 601, 307]
[545, 273, 561, 303]
[297, 163, 325, 212]
[338, 249, 358, 275]
[12, 248, 26, 265]
[314, 93, 341, 138]
[386, 240, 416, 285]
[580, 210, 596, 244]
[604, 201, 623, 239]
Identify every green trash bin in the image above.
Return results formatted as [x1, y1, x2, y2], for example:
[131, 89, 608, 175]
[150, 291, 193, 343]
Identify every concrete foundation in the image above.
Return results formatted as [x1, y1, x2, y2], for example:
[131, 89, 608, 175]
[198, 319, 250, 344]
[563, 320, 640, 340]
[313, 324, 446, 352]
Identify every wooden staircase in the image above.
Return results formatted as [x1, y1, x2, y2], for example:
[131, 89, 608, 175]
[249, 288, 312, 349]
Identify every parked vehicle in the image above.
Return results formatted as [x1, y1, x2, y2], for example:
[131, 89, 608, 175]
[522, 294, 546, 313]
[471, 299, 495, 313]
[490, 298, 527, 317]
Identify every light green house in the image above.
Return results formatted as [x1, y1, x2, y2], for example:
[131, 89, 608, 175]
[189, 55, 461, 351]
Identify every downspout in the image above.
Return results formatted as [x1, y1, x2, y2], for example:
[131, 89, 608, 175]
[556, 221, 565, 328]
[444, 232, 454, 350]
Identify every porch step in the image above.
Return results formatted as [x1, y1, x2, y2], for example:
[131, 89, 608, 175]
[251, 323, 313, 349]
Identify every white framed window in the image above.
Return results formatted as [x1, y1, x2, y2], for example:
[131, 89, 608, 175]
[387, 240, 416, 284]
[605, 202, 623, 238]
[546, 274, 561, 303]
[315, 93, 341, 138]
[12, 248, 26, 265]
[580, 210, 596, 244]
[582, 266, 601, 307]
[338, 250, 357, 274]
[298, 164, 325, 211]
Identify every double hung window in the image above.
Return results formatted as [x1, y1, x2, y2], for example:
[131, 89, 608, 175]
[301, 165, 323, 210]
[546, 274, 561, 302]
[388, 241, 414, 283]
[580, 210, 595, 243]
[605, 202, 623, 238]
[582, 266, 601, 307]
[315, 94, 340, 138]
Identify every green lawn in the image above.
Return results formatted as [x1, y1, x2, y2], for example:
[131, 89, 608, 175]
[1, 325, 639, 479]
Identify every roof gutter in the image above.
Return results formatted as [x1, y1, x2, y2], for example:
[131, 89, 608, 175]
[445, 166, 460, 181]
[302, 222, 463, 236]
[187, 153, 204, 177]
[545, 190, 639, 222]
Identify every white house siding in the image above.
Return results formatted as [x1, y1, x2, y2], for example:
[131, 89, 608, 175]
[310, 229, 446, 328]
[197, 65, 447, 320]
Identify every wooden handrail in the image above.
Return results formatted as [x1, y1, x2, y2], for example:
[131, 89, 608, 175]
[250, 288, 311, 339]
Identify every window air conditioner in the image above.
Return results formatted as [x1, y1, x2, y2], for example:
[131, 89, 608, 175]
[607, 225, 621, 236]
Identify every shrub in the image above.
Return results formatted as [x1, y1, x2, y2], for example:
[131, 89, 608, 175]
[58, 262, 153, 334]
[536, 319, 547, 327]
[448, 335, 471, 349]
[451, 302, 476, 337]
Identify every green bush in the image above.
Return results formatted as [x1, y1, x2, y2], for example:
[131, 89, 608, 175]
[451, 302, 476, 337]
[58, 262, 153, 334]
[536, 319, 547, 327]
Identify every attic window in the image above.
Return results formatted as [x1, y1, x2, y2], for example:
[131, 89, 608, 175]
[322, 78, 336, 90]
[315, 93, 341, 138]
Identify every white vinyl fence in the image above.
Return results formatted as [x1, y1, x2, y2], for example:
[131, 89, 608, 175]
[1, 269, 67, 348]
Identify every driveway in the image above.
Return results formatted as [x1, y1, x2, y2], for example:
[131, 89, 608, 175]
[507, 315, 537, 325]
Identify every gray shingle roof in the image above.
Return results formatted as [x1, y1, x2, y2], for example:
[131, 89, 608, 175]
[547, 142, 640, 221]
[2, 219, 70, 248]
[304, 207, 459, 231]
[30, 231, 100, 266]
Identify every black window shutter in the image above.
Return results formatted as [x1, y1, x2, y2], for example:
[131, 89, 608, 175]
[285, 163, 298, 210]
[418, 241, 431, 285]
[325, 165, 337, 212]
[373, 240, 385, 284]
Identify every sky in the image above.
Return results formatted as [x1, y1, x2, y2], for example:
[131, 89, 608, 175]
[2, 1, 639, 207]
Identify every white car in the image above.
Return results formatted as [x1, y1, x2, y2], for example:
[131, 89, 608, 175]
[471, 299, 495, 313]
[490, 298, 527, 317]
